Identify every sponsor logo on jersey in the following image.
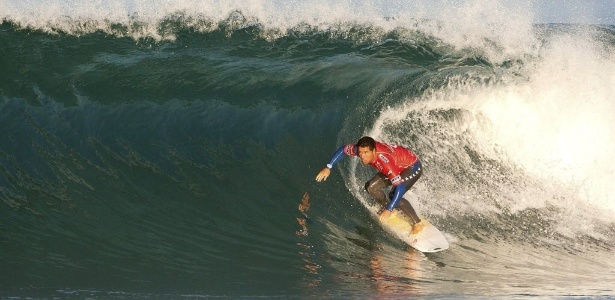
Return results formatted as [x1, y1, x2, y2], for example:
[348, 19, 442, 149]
[378, 154, 389, 163]
[344, 145, 356, 155]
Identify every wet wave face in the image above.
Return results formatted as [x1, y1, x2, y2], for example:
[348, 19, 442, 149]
[1, 0, 615, 298]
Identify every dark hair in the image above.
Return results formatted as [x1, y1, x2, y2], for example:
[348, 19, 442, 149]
[356, 136, 376, 150]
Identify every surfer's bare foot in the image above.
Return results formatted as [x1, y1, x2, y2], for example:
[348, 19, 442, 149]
[411, 221, 425, 235]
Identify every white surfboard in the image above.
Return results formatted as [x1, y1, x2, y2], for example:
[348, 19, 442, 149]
[379, 208, 449, 253]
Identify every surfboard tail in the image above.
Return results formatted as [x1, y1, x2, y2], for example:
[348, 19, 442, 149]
[408, 223, 449, 252]
[380, 213, 449, 252]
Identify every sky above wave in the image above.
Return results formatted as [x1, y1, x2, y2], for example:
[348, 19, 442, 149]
[534, 0, 615, 24]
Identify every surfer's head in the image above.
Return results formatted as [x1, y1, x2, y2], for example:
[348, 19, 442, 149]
[356, 136, 376, 165]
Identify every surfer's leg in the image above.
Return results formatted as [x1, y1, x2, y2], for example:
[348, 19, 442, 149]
[398, 201, 421, 225]
[397, 161, 423, 225]
[365, 172, 390, 208]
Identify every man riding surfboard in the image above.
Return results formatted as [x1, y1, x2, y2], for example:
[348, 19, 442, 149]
[315, 136, 426, 234]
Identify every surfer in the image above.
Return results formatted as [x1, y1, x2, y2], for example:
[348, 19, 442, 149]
[315, 136, 426, 234]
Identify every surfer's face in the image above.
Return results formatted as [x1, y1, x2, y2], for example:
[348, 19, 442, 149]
[358, 146, 376, 165]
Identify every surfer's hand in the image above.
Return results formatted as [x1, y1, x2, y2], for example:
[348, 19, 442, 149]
[315, 168, 331, 182]
[378, 209, 392, 221]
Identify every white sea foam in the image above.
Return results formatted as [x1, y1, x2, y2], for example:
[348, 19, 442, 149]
[474, 29, 615, 212]
[2, 0, 609, 49]
[369, 26, 615, 222]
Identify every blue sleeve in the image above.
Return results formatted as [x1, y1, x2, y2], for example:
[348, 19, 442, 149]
[386, 184, 406, 211]
[326, 146, 347, 169]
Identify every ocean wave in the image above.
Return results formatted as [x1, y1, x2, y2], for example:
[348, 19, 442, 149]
[0, 0, 542, 63]
[2, 6, 615, 296]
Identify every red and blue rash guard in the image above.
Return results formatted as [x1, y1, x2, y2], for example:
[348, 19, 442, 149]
[327, 142, 419, 211]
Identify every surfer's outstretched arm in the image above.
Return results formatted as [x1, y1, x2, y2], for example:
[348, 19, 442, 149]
[315, 146, 347, 182]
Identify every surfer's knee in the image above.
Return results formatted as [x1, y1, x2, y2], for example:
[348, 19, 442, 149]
[364, 180, 378, 197]
[365, 175, 386, 195]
